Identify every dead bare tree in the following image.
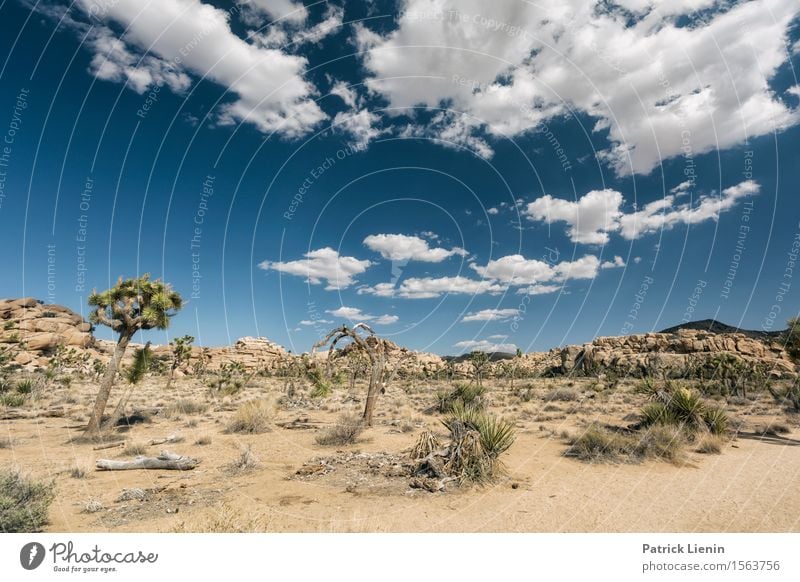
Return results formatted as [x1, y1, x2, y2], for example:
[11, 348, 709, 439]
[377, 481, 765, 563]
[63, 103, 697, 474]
[312, 323, 389, 426]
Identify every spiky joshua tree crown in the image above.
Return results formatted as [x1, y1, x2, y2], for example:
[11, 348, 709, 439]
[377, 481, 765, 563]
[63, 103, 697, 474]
[88, 274, 183, 335]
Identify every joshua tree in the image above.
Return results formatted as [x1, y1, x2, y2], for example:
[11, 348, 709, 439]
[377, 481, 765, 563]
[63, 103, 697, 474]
[470, 351, 490, 387]
[166, 335, 194, 390]
[312, 324, 388, 426]
[84, 275, 183, 436]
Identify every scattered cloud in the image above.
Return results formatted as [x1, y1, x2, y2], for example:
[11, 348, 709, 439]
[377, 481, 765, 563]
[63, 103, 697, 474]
[462, 308, 519, 322]
[363, 234, 467, 262]
[359, 276, 507, 299]
[326, 306, 398, 325]
[525, 180, 760, 243]
[299, 319, 332, 326]
[258, 247, 371, 290]
[601, 256, 626, 269]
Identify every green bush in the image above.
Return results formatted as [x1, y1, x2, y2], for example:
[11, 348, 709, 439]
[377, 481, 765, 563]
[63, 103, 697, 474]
[0, 393, 25, 407]
[437, 382, 486, 413]
[0, 469, 55, 532]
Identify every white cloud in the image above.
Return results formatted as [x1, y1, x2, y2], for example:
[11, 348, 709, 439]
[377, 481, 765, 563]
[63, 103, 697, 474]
[299, 319, 332, 326]
[258, 247, 371, 290]
[462, 308, 519, 322]
[255, 5, 344, 48]
[525, 190, 623, 245]
[525, 180, 759, 242]
[332, 109, 384, 148]
[618, 180, 760, 239]
[516, 284, 562, 296]
[238, 0, 307, 24]
[487, 207, 499, 215]
[363, 233, 467, 262]
[326, 306, 398, 325]
[454, 339, 517, 353]
[359, 276, 507, 299]
[75, 0, 326, 137]
[601, 256, 626, 269]
[357, 0, 800, 175]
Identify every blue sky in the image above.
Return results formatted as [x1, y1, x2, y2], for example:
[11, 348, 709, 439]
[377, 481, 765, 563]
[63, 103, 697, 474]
[0, 0, 799, 354]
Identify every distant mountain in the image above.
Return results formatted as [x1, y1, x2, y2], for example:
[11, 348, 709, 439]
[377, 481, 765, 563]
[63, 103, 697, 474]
[659, 319, 785, 340]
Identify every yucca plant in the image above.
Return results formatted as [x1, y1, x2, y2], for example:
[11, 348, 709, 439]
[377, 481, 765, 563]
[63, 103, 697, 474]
[410, 429, 441, 460]
[84, 274, 183, 436]
[702, 407, 729, 435]
[474, 414, 516, 459]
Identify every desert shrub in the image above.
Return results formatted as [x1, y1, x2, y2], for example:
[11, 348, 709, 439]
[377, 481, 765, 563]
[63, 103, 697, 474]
[69, 465, 88, 479]
[15, 378, 34, 395]
[208, 362, 246, 396]
[82, 499, 104, 514]
[0, 393, 25, 407]
[436, 383, 486, 413]
[439, 404, 516, 482]
[225, 399, 274, 434]
[702, 407, 729, 436]
[543, 388, 579, 402]
[168, 399, 208, 416]
[194, 436, 212, 445]
[227, 446, 259, 473]
[756, 422, 791, 436]
[315, 414, 363, 446]
[565, 423, 686, 464]
[695, 435, 723, 454]
[0, 437, 13, 449]
[767, 382, 800, 412]
[410, 430, 441, 460]
[0, 469, 55, 532]
[640, 387, 729, 436]
[307, 369, 332, 398]
[121, 443, 148, 457]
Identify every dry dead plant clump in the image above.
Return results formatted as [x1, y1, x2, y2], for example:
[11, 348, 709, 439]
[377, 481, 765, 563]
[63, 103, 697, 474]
[225, 399, 275, 434]
[315, 414, 364, 446]
[565, 423, 687, 464]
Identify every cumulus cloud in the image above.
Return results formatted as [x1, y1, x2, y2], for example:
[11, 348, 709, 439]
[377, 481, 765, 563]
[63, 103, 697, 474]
[525, 180, 760, 243]
[363, 234, 468, 262]
[357, 0, 800, 175]
[525, 190, 624, 245]
[462, 308, 519, 322]
[454, 339, 517, 353]
[258, 247, 371, 290]
[326, 306, 399, 325]
[601, 256, 626, 269]
[71, 0, 326, 137]
[619, 180, 760, 239]
[359, 276, 507, 299]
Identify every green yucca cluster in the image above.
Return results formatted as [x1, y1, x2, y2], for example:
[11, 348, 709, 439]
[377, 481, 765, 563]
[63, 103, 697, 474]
[436, 382, 486, 414]
[440, 403, 516, 482]
[307, 368, 332, 398]
[640, 387, 728, 435]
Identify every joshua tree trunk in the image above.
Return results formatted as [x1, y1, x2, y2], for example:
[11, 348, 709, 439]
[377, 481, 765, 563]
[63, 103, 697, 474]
[362, 358, 384, 426]
[85, 333, 131, 436]
[165, 366, 176, 390]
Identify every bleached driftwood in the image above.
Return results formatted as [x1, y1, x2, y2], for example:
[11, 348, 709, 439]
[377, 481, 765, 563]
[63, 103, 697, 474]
[92, 441, 126, 451]
[148, 433, 184, 446]
[96, 451, 199, 471]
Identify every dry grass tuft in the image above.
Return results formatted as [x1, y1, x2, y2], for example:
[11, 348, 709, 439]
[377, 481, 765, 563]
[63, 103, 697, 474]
[225, 399, 275, 434]
[315, 414, 364, 446]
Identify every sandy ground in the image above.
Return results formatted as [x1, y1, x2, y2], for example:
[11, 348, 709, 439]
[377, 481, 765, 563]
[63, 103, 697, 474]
[1, 374, 799, 532]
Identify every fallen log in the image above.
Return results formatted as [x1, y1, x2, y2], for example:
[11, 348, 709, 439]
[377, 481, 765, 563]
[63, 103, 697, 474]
[96, 451, 199, 471]
[148, 433, 184, 446]
[92, 441, 126, 451]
